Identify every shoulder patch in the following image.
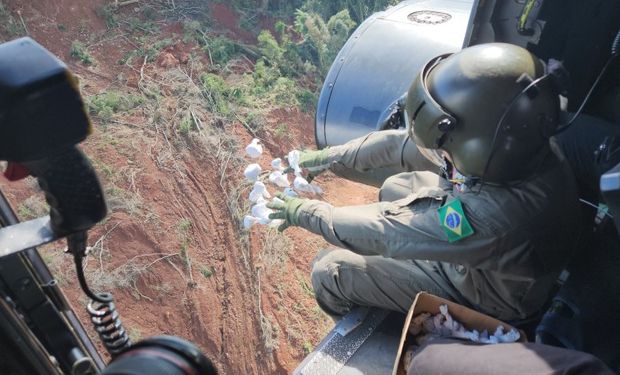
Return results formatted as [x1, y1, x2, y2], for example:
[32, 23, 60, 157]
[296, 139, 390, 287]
[437, 198, 474, 242]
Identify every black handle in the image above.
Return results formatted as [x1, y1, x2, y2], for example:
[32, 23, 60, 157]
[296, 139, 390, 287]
[21, 146, 107, 236]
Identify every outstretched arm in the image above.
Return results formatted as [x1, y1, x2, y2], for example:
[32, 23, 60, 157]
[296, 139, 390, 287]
[327, 129, 437, 172]
[296, 193, 496, 267]
[269, 171, 496, 268]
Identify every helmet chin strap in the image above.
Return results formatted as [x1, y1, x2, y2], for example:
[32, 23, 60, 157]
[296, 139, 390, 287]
[442, 158, 480, 191]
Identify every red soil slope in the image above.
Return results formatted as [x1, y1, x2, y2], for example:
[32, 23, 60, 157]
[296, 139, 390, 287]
[0, 1, 378, 373]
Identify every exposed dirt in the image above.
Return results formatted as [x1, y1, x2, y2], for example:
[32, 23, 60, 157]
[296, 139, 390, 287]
[209, 2, 255, 44]
[0, 1, 378, 374]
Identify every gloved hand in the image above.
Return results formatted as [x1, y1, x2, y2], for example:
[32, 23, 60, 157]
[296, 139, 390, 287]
[296, 148, 331, 182]
[267, 194, 308, 232]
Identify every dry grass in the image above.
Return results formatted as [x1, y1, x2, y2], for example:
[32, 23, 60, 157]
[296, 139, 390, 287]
[80, 223, 187, 299]
[260, 228, 292, 271]
[85, 251, 183, 300]
[105, 184, 145, 216]
[257, 268, 280, 354]
[17, 195, 48, 220]
[260, 313, 279, 354]
[39, 245, 72, 286]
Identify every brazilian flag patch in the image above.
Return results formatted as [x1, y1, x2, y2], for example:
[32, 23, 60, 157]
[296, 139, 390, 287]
[437, 198, 474, 243]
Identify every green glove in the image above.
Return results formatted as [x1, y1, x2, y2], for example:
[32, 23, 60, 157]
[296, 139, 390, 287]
[267, 194, 307, 232]
[296, 148, 331, 182]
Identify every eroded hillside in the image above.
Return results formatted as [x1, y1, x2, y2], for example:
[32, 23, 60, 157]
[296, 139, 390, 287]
[0, 1, 379, 373]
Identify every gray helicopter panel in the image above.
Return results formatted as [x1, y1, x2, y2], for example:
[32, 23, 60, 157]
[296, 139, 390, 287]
[316, 0, 479, 149]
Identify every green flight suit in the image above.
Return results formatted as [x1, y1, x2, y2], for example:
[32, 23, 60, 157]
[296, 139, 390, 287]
[304, 130, 580, 321]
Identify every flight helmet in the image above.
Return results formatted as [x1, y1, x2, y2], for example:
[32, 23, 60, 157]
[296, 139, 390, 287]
[406, 43, 560, 183]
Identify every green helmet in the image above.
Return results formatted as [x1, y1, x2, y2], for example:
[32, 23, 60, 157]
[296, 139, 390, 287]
[406, 43, 560, 183]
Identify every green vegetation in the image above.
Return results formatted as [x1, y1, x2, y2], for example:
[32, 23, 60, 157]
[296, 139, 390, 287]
[0, 2, 27, 38]
[205, 36, 245, 66]
[180, 241, 190, 269]
[70, 41, 94, 65]
[119, 37, 175, 65]
[182, 20, 202, 43]
[200, 73, 237, 115]
[127, 16, 159, 34]
[105, 184, 144, 216]
[88, 91, 145, 122]
[96, 4, 118, 29]
[248, 8, 356, 109]
[91, 159, 115, 179]
[297, 272, 315, 298]
[297, 88, 317, 112]
[303, 341, 313, 355]
[274, 123, 288, 137]
[171, 1, 362, 115]
[226, 0, 398, 28]
[128, 327, 143, 342]
[182, 21, 249, 68]
[17, 196, 47, 221]
[295, 9, 357, 74]
[89, 0, 385, 124]
[178, 114, 194, 135]
[40, 249, 69, 286]
[200, 266, 214, 278]
[178, 218, 192, 233]
[299, 0, 400, 24]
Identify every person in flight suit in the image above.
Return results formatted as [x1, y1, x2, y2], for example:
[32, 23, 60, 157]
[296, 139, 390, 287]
[268, 43, 580, 322]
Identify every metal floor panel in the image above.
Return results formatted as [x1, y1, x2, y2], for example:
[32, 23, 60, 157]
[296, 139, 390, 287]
[294, 309, 405, 375]
[337, 311, 405, 375]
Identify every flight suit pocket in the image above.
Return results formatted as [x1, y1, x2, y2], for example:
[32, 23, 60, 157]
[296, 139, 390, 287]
[379, 171, 451, 202]
[384, 187, 446, 215]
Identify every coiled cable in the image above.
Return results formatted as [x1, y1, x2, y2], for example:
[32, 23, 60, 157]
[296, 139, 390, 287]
[86, 295, 132, 356]
[70, 232, 132, 356]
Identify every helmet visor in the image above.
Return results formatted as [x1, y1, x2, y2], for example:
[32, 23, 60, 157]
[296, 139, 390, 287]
[406, 54, 457, 149]
[405, 108, 447, 168]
